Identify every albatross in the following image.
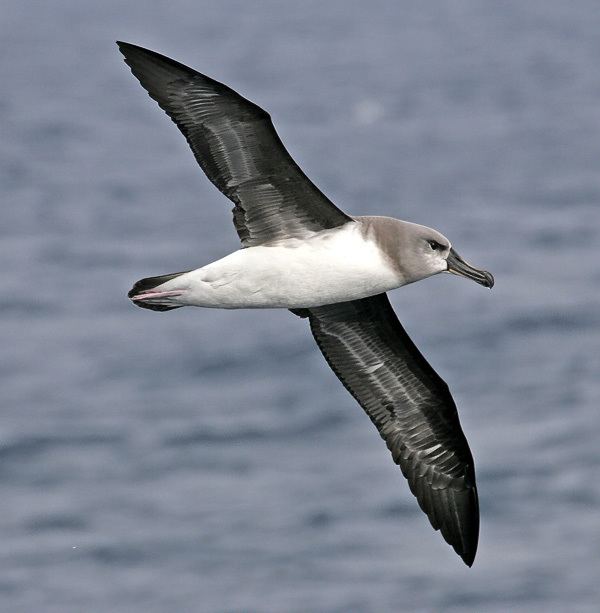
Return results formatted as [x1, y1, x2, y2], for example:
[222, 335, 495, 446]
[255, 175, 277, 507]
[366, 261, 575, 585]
[117, 42, 494, 567]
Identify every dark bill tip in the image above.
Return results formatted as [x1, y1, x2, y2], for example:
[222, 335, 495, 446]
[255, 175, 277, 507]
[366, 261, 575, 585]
[481, 270, 495, 289]
[446, 248, 494, 288]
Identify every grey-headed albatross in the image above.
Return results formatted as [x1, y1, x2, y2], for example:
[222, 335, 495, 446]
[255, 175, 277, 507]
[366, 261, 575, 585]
[118, 42, 494, 567]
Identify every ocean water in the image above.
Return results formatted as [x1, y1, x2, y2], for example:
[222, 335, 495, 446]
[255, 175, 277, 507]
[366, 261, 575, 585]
[2, 1, 600, 611]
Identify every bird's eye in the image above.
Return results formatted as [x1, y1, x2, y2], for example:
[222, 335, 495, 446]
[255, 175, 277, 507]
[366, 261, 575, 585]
[428, 240, 443, 251]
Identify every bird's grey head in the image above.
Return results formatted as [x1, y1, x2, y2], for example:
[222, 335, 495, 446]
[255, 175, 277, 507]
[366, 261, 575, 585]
[373, 218, 494, 288]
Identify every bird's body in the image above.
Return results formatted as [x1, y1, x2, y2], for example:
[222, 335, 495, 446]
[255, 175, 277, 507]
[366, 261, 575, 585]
[118, 41, 494, 566]
[133, 217, 451, 310]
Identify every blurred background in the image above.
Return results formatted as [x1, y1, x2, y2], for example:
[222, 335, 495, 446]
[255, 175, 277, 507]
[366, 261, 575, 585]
[2, 1, 599, 611]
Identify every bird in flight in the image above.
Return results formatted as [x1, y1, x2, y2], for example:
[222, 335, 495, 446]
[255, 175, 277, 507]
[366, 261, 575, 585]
[117, 42, 494, 567]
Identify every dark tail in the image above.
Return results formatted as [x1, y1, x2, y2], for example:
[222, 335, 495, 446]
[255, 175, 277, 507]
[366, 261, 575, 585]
[128, 271, 189, 312]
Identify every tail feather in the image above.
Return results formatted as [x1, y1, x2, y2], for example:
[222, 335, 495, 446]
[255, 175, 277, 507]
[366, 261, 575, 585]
[128, 271, 189, 312]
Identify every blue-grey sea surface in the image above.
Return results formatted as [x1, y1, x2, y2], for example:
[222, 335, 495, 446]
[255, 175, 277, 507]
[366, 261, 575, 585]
[2, 1, 600, 611]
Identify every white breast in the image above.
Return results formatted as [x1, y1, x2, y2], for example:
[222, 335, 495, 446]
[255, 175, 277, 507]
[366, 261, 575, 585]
[174, 223, 402, 309]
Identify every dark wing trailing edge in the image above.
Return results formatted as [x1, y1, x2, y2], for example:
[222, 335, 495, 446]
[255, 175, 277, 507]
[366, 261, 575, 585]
[305, 294, 479, 566]
[117, 42, 353, 246]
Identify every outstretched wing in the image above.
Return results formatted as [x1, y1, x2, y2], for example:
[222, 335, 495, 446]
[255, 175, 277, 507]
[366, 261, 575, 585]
[117, 42, 353, 247]
[304, 294, 479, 566]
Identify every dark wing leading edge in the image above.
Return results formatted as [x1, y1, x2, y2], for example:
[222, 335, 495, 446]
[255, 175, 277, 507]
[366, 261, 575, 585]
[303, 294, 479, 566]
[117, 42, 352, 246]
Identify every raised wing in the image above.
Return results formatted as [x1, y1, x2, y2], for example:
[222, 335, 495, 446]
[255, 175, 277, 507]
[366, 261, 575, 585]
[304, 294, 479, 566]
[117, 42, 353, 247]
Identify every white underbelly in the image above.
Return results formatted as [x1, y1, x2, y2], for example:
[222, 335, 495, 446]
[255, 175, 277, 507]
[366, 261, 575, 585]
[178, 225, 401, 309]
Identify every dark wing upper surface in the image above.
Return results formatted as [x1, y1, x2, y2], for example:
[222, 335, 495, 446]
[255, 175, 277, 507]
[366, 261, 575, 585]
[117, 42, 353, 247]
[305, 294, 479, 566]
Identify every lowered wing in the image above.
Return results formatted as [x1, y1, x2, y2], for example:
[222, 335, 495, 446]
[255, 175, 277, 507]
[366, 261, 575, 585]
[303, 294, 479, 566]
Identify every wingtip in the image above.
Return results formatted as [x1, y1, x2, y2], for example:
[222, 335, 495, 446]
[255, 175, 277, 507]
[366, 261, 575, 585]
[460, 548, 477, 567]
[435, 483, 479, 568]
[116, 40, 143, 57]
[441, 521, 477, 567]
[456, 517, 478, 567]
[116, 40, 137, 61]
[116, 41, 157, 60]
